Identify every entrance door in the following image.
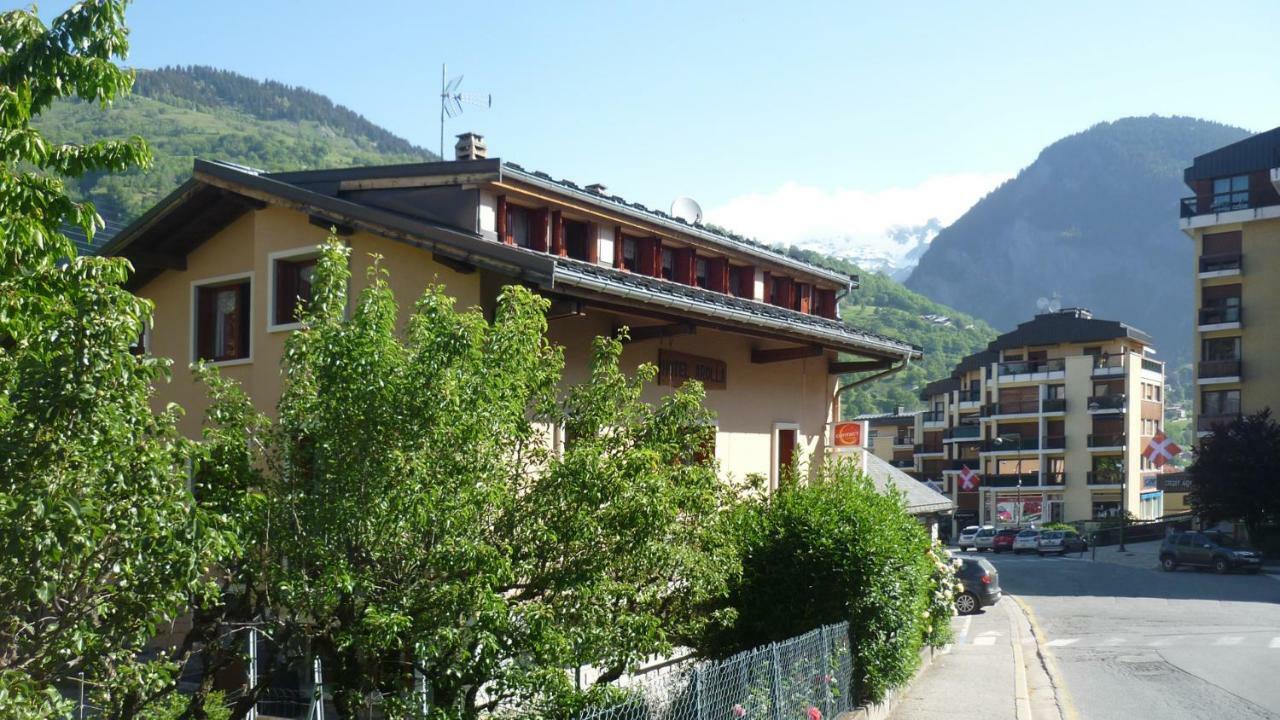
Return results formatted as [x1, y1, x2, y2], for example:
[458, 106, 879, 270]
[776, 427, 797, 487]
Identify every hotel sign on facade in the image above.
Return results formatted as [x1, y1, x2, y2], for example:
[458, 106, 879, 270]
[658, 349, 727, 390]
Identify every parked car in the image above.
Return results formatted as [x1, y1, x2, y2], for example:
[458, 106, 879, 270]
[992, 528, 1021, 553]
[955, 557, 1001, 615]
[957, 525, 985, 551]
[973, 526, 998, 552]
[1159, 531, 1263, 574]
[1012, 528, 1041, 554]
[1038, 529, 1087, 556]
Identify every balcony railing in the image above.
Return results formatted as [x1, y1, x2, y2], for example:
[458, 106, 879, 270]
[982, 436, 1040, 452]
[890, 458, 915, 468]
[944, 425, 981, 441]
[982, 399, 1040, 416]
[1041, 435, 1067, 450]
[1087, 433, 1126, 448]
[1041, 472, 1066, 486]
[1199, 252, 1242, 274]
[1087, 471, 1122, 485]
[985, 473, 1039, 488]
[914, 444, 944, 455]
[1196, 413, 1240, 433]
[1198, 305, 1241, 326]
[893, 435, 915, 446]
[1041, 398, 1066, 413]
[921, 410, 945, 423]
[1092, 354, 1125, 374]
[1141, 357, 1163, 374]
[1087, 394, 1126, 412]
[957, 389, 981, 403]
[1180, 187, 1279, 217]
[1199, 359, 1241, 379]
[947, 458, 981, 471]
[997, 358, 1065, 376]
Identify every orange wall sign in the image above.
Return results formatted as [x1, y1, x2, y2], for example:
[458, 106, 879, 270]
[833, 421, 864, 447]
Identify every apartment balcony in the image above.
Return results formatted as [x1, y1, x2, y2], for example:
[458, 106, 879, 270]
[914, 444, 945, 457]
[985, 473, 1064, 488]
[1041, 435, 1067, 450]
[1141, 357, 1164, 375]
[1087, 433, 1126, 450]
[892, 435, 915, 448]
[1091, 354, 1127, 377]
[1197, 359, 1241, 384]
[1087, 394, 1126, 414]
[1041, 398, 1067, 414]
[943, 425, 981, 443]
[1199, 252, 1242, 278]
[996, 358, 1066, 381]
[1087, 471, 1123, 486]
[981, 399, 1041, 418]
[946, 458, 981, 471]
[957, 389, 982, 407]
[889, 458, 915, 469]
[1198, 305, 1241, 331]
[1041, 472, 1067, 486]
[1196, 413, 1240, 434]
[1181, 186, 1279, 218]
[921, 410, 946, 427]
[981, 436, 1040, 453]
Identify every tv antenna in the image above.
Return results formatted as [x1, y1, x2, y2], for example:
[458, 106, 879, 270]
[439, 64, 492, 159]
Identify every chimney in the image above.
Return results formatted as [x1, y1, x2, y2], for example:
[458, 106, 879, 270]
[454, 132, 487, 161]
[895, 405, 905, 416]
[585, 183, 609, 195]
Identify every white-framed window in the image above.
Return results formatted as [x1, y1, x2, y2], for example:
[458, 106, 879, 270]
[191, 272, 253, 365]
[268, 246, 322, 331]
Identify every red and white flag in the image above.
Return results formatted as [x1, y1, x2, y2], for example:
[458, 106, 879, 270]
[959, 464, 981, 491]
[1142, 432, 1182, 468]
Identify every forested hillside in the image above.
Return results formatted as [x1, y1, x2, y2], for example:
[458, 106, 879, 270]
[38, 65, 991, 415]
[906, 116, 1249, 367]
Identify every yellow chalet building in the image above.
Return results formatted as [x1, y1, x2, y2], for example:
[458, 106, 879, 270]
[105, 135, 920, 489]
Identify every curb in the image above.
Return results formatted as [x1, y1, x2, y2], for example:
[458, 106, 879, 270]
[1010, 595, 1080, 720]
[836, 645, 938, 720]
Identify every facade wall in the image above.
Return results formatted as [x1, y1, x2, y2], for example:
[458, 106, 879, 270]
[138, 205, 836, 485]
[1191, 217, 1280, 434]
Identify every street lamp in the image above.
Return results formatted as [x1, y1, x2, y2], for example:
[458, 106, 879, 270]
[992, 432, 1024, 527]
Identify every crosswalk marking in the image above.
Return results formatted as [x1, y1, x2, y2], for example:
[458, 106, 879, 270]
[973, 631, 1000, 647]
[1047, 638, 1079, 647]
[1214, 636, 1243, 646]
[1269, 637, 1280, 649]
[1149, 636, 1183, 647]
[1101, 637, 1126, 646]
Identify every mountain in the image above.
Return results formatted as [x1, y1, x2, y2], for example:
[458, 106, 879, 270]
[905, 116, 1250, 366]
[38, 65, 436, 240]
[787, 219, 943, 280]
[38, 65, 993, 414]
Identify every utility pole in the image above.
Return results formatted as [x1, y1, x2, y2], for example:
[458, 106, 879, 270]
[1118, 421, 1128, 552]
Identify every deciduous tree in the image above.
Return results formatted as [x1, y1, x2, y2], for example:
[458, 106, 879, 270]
[1189, 409, 1280, 544]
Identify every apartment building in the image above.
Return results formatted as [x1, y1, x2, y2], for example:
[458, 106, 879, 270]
[912, 309, 1166, 534]
[103, 134, 920, 488]
[852, 408, 919, 472]
[1180, 126, 1280, 439]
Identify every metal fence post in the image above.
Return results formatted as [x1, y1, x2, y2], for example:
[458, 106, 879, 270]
[694, 663, 704, 720]
[770, 643, 784, 720]
[312, 657, 325, 720]
[820, 625, 833, 717]
[247, 628, 258, 720]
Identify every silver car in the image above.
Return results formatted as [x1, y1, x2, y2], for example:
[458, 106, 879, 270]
[973, 527, 998, 552]
[1013, 529, 1041, 554]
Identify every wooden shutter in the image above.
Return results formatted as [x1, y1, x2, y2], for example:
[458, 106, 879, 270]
[496, 195, 510, 244]
[708, 258, 729, 293]
[674, 248, 695, 285]
[196, 286, 215, 360]
[585, 222, 598, 264]
[762, 271, 772, 303]
[531, 209, 549, 252]
[816, 288, 836, 318]
[613, 227, 624, 268]
[275, 261, 295, 326]
[236, 282, 251, 358]
[551, 210, 566, 256]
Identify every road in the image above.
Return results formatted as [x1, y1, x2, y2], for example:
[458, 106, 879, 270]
[967, 548, 1280, 719]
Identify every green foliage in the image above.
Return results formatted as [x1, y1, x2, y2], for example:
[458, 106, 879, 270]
[781, 247, 997, 416]
[261, 240, 738, 718]
[35, 66, 434, 238]
[0, 2, 238, 717]
[1189, 410, 1280, 544]
[135, 690, 230, 720]
[923, 542, 959, 647]
[1041, 522, 1076, 531]
[707, 459, 942, 704]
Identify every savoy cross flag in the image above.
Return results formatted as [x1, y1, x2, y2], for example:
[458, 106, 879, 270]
[1142, 431, 1182, 469]
[959, 464, 981, 491]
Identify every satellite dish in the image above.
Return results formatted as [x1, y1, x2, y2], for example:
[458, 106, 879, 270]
[670, 196, 703, 224]
[1048, 292, 1062, 313]
[1036, 297, 1050, 312]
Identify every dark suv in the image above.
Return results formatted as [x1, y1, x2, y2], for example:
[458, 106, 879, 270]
[1160, 531, 1263, 574]
[955, 557, 1001, 615]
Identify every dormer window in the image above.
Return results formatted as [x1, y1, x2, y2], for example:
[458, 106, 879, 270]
[694, 257, 709, 288]
[621, 237, 637, 271]
[660, 248, 675, 281]
[508, 205, 531, 247]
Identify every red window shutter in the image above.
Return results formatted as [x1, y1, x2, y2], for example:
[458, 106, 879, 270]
[236, 281, 251, 357]
[638, 238, 657, 275]
[708, 258, 728, 293]
[613, 226, 624, 268]
[585, 222, 598, 264]
[737, 265, 754, 298]
[496, 195, 510, 244]
[532, 209, 549, 252]
[196, 286, 215, 360]
[675, 248, 695, 284]
[817, 288, 837, 318]
[551, 210, 566, 256]
[762, 271, 771, 303]
[275, 261, 295, 325]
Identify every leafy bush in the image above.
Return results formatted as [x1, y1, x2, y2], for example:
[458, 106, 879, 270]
[136, 691, 230, 720]
[706, 459, 943, 704]
[924, 542, 960, 647]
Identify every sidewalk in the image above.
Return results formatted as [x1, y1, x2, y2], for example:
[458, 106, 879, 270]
[888, 597, 1063, 720]
[1085, 539, 1280, 578]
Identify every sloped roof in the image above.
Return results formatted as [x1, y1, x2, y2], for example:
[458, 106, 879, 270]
[858, 448, 954, 515]
[1183, 125, 1280, 183]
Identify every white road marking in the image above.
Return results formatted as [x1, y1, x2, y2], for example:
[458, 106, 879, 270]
[1214, 636, 1243, 646]
[1101, 637, 1126, 646]
[1269, 637, 1280, 649]
[1149, 636, 1183, 647]
[1047, 638, 1079, 647]
[973, 631, 999, 646]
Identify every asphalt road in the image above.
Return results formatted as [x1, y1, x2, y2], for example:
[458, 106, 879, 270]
[963, 549, 1280, 719]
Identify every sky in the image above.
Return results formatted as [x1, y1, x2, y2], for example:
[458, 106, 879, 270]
[25, 0, 1280, 255]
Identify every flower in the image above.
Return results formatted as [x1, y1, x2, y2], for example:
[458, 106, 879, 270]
[807, 706, 822, 720]
[732, 704, 746, 717]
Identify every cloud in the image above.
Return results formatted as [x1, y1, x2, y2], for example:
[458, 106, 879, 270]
[705, 172, 1011, 254]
